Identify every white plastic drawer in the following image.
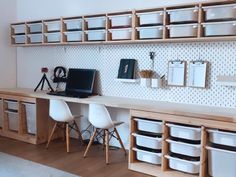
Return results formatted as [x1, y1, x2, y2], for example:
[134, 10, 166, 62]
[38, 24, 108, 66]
[12, 35, 26, 44]
[136, 26, 163, 39]
[208, 129, 236, 147]
[28, 34, 43, 43]
[137, 11, 163, 26]
[167, 7, 199, 23]
[64, 19, 82, 31]
[45, 33, 61, 43]
[64, 31, 83, 42]
[44, 21, 61, 32]
[23, 103, 36, 134]
[12, 24, 25, 34]
[132, 133, 162, 150]
[167, 123, 201, 141]
[165, 155, 200, 174]
[85, 30, 106, 41]
[109, 28, 132, 40]
[85, 17, 106, 30]
[202, 21, 236, 37]
[167, 24, 198, 38]
[134, 118, 162, 134]
[0, 100, 2, 128]
[27, 23, 42, 33]
[133, 148, 162, 165]
[6, 111, 18, 131]
[167, 139, 201, 157]
[108, 14, 132, 28]
[5, 100, 18, 110]
[203, 4, 236, 21]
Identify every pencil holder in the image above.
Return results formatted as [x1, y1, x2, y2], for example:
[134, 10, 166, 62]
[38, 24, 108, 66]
[151, 78, 162, 88]
[140, 78, 151, 87]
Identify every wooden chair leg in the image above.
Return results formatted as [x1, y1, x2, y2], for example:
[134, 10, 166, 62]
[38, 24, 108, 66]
[66, 123, 70, 153]
[105, 129, 109, 165]
[46, 122, 57, 149]
[84, 128, 97, 158]
[103, 129, 105, 150]
[74, 120, 84, 145]
[62, 123, 66, 141]
[114, 127, 127, 156]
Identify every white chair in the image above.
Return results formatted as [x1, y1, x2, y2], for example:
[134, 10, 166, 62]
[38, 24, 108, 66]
[46, 99, 84, 153]
[83, 103, 126, 164]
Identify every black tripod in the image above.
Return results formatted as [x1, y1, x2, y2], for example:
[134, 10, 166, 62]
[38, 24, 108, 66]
[34, 73, 54, 92]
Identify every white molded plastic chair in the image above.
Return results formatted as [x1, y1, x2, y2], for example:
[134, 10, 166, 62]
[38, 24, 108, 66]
[46, 99, 84, 152]
[83, 103, 126, 164]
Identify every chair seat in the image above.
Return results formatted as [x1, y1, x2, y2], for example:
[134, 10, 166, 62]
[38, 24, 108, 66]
[113, 121, 124, 127]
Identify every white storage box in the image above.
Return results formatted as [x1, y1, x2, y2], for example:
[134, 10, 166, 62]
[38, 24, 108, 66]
[27, 23, 42, 33]
[202, 21, 236, 37]
[136, 26, 163, 39]
[28, 34, 43, 43]
[85, 17, 106, 30]
[12, 35, 26, 44]
[109, 28, 132, 40]
[134, 118, 162, 134]
[207, 146, 236, 177]
[133, 148, 162, 165]
[132, 133, 162, 150]
[7, 111, 18, 131]
[208, 129, 236, 147]
[64, 31, 83, 42]
[12, 24, 25, 34]
[44, 21, 61, 32]
[108, 14, 132, 28]
[203, 4, 236, 21]
[167, 24, 198, 38]
[45, 33, 61, 43]
[0, 100, 2, 128]
[23, 103, 36, 134]
[167, 123, 201, 140]
[85, 30, 106, 41]
[5, 100, 18, 110]
[137, 11, 163, 26]
[167, 7, 199, 23]
[64, 19, 82, 31]
[167, 139, 201, 157]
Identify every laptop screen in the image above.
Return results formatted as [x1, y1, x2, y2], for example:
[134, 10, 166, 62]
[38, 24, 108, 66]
[66, 68, 96, 95]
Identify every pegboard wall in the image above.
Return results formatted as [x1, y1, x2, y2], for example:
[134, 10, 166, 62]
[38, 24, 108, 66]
[17, 41, 236, 108]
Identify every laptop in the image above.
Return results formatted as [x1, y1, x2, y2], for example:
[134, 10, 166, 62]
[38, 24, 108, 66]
[48, 68, 96, 98]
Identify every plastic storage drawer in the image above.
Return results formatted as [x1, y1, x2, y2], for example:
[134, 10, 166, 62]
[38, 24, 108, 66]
[208, 129, 236, 147]
[132, 133, 162, 150]
[137, 11, 163, 26]
[202, 21, 236, 37]
[85, 30, 106, 41]
[0, 99, 2, 128]
[28, 34, 43, 43]
[136, 26, 163, 39]
[167, 24, 198, 38]
[64, 19, 82, 31]
[133, 148, 162, 165]
[12, 24, 25, 34]
[27, 23, 42, 33]
[165, 155, 200, 174]
[108, 14, 132, 28]
[85, 17, 106, 30]
[167, 123, 201, 140]
[5, 100, 18, 110]
[207, 146, 236, 177]
[7, 111, 18, 131]
[134, 118, 162, 134]
[44, 21, 61, 32]
[23, 103, 36, 134]
[12, 35, 26, 44]
[167, 139, 201, 157]
[64, 31, 83, 42]
[45, 33, 61, 43]
[167, 7, 199, 23]
[109, 28, 132, 40]
[203, 4, 236, 21]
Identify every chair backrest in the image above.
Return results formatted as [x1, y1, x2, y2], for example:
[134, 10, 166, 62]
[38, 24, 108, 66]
[49, 99, 74, 122]
[89, 103, 114, 129]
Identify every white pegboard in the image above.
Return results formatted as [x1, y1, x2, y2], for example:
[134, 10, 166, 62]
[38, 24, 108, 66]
[17, 41, 236, 108]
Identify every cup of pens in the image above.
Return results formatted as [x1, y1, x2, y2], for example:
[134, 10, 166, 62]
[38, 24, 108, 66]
[139, 70, 154, 87]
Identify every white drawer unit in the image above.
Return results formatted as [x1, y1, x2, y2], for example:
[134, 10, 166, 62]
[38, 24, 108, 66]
[167, 123, 201, 141]
[6, 111, 18, 131]
[85, 16, 106, 30]
[134, 118, 162, 134]
[44, 20, 61, 32]
[64, 18, 83, 31]
[12, 24, 25, 34]
[108, 14, 132, 28]
[167, 7, 199, 24]
[109, 28, 132, 40]
[133, 148, 162, 165]
[132, 133, 162, 150]
[27, 23, 42, 33]
[167, 23, 198, 38]
[203, 4, 236, 21]
[64, 31, 83, 42]
[136, 11, 163, 26]
[23, 102, 36, 134]
[45, 33, 61, 43]
[167, 139, 201, 157]
[85, 30, 106, 41]
[4, 100, 18, 110]
[208, 129, 236, 147]
[202, 21, 236, 37]
[136, 26, 163, 39]
[28, 34, 43, 43]
[12, 35, 26, 44]
[165, 155, 200, 174]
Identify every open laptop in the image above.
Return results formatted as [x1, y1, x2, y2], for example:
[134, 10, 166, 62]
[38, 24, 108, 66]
[48, 68, 96, 98]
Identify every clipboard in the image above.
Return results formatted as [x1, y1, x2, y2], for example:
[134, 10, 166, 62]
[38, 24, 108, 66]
[167, 60, 186, 86]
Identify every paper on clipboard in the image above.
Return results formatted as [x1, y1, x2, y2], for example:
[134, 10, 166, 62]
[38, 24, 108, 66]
[168, 61, 186, 86]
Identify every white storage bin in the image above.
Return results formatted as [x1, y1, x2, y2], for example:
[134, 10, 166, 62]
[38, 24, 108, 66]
[27, 23, 42, 33]
[136, 26, 163, 39]
[134, 118, 162, 134]
[85, 17, 106, 30]
[28, 34, 43, 43]
[167, 7, 199, 23]
[23, 103, 36, 134]
[85, 30, 106, 41]
[109, 28, 132, 40]
[7, 111, 18, 131]
[167, 24, 198, 38]
[165, 155, 200, 174]
[132, 133, 162, 150]
[207, 146, 236, 177]
[64, 31, 83, 42]
[0, 100, 2, 128]
[208, 129, 236, 147]
[64, 19, 82, 31]
[203, 4, 236, 21]
[12, 24, 25, 34]
[202, 21, 236, 37]
[108, 14, 132, 28]
[167, 123, 201, 141]
[12, 35, 26, 44]
[167, 139, 201, 157]
[5, 100, 18, 110]
[45, 33, 61, 43]
[137, 11, 163, 26]
[44, 21, 61, 32]
[133, 148, 162, 165]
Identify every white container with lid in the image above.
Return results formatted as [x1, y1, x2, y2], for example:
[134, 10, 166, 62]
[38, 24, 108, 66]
[64, 31, 83, 42]
[109, 28, 132, 40]
[133, 148, 162, 165]
[64, 19, 83, 31]
[108, 14, 132, 28]
[12, 24, 25, 34]
[132, 133, 162, 150]
[137, 11, 164, 26]
[85, 30, 106, 41]
[27, 23, 42, 33]
[167, 7, 199, 23]
[167, 23, 198, 38]
[28, 34, 43, 43]
[134, 118, 162, 134]
[45, 33, 61, 43]
[136, 26, 163, 39]
[208, 129, 236, 147]
[85, 17, 106, 30]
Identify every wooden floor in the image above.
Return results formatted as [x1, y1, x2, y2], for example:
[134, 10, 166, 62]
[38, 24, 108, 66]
[0, 137, 151, 177]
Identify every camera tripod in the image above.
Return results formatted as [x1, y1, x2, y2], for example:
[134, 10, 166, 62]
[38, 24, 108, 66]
[34, 73, 54, 92]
